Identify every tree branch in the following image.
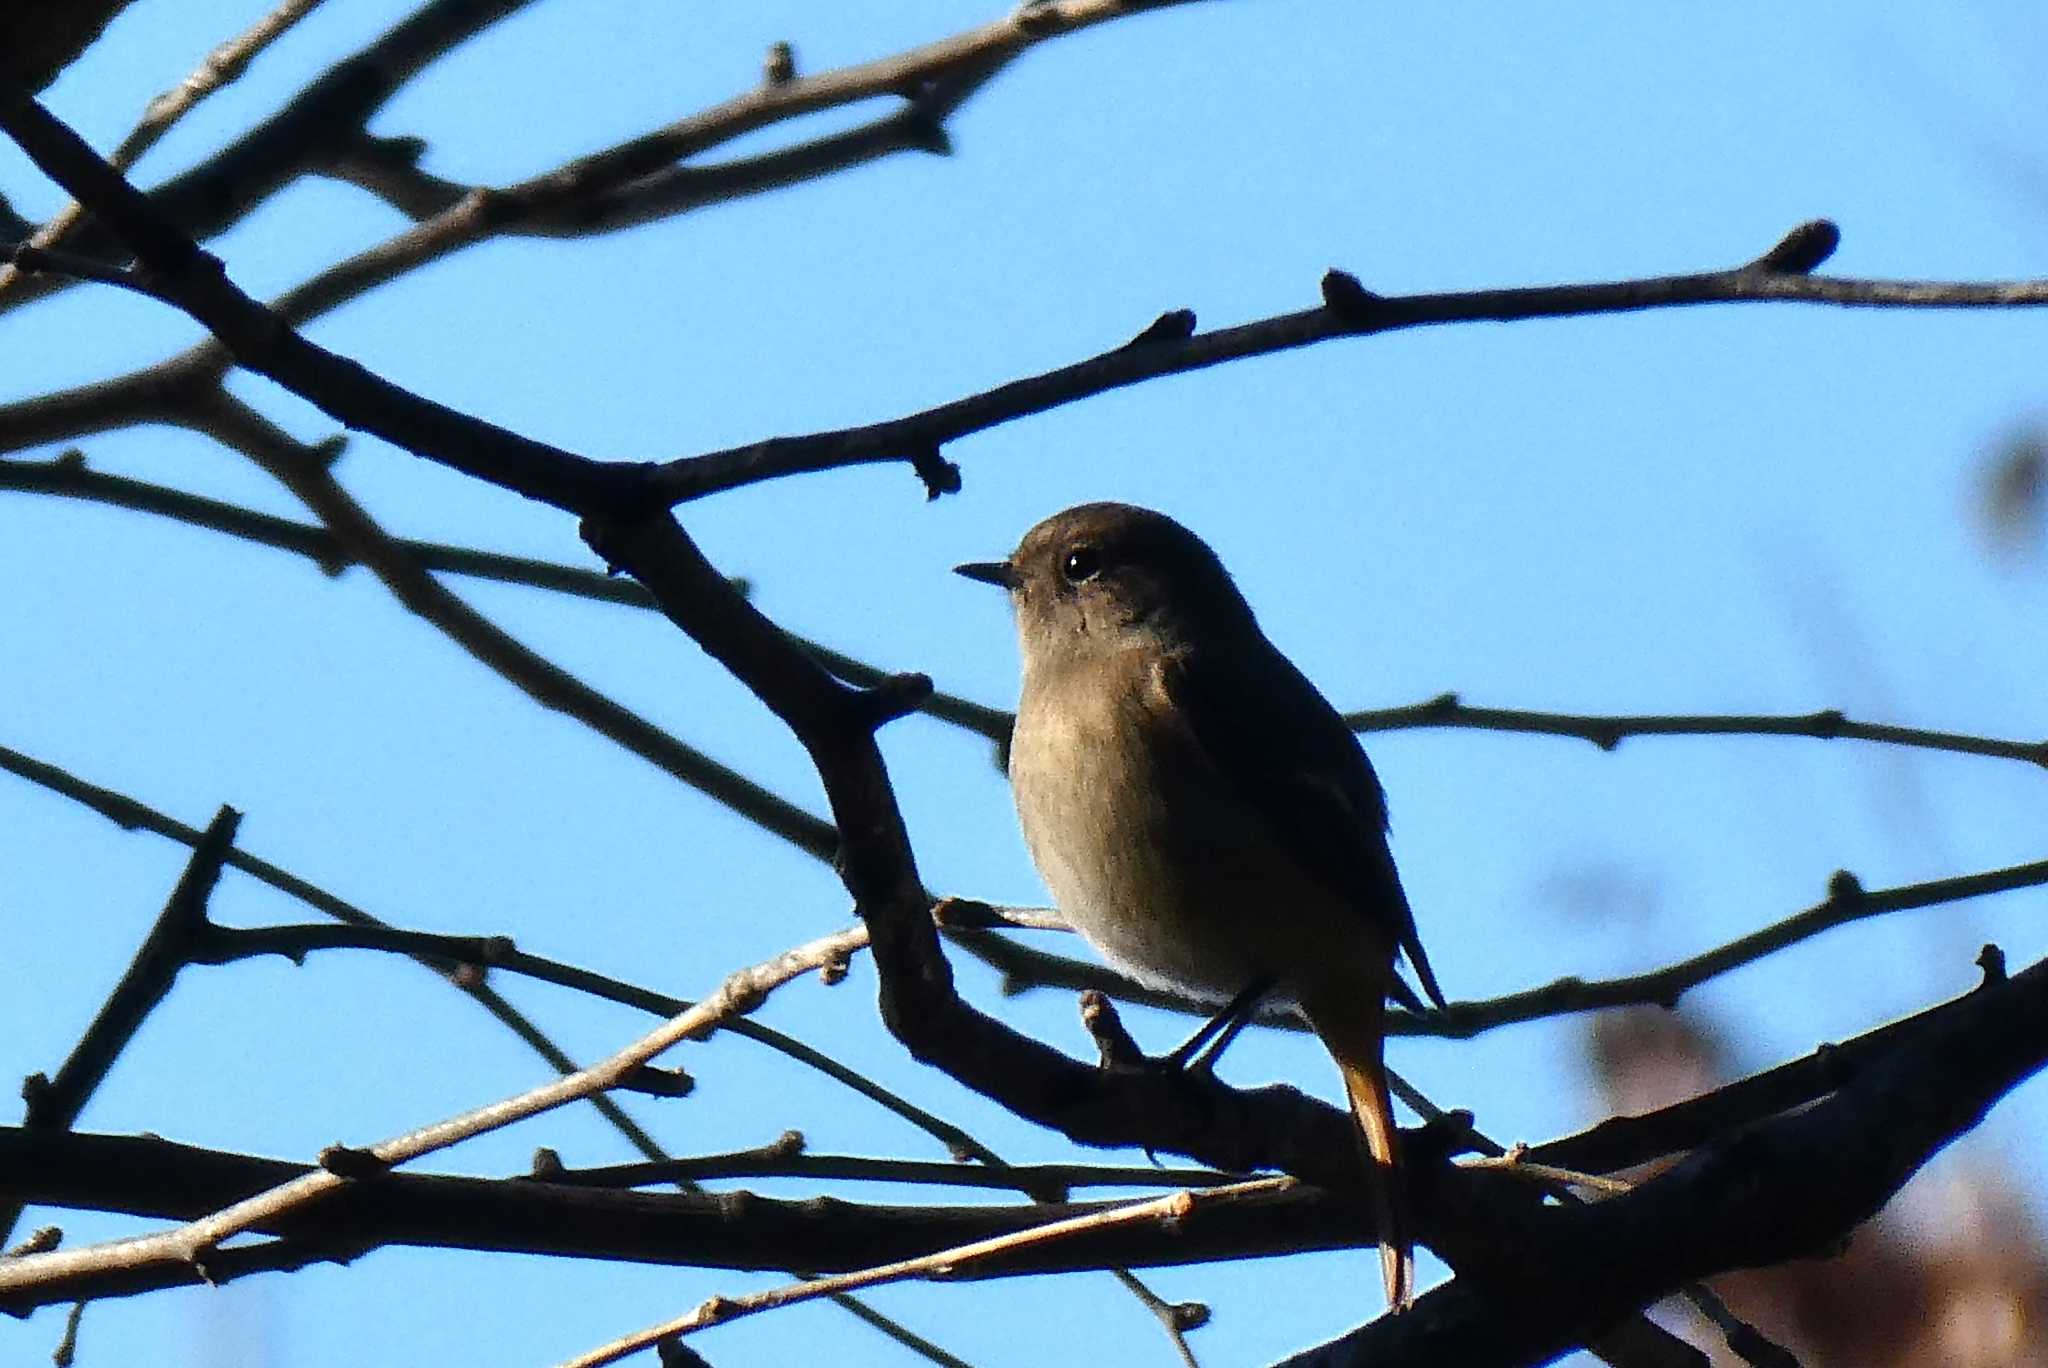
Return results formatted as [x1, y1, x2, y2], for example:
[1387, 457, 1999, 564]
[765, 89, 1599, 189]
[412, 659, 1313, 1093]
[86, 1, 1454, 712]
[1424, 858, 2048, 1037]
[0, 1, 1206, 463]
[0, 0, 330, 296]
[10, 447, 2045, 785]
[560, 1177, 1297, 1368]
[0, 449, 1016, 737]
[647, 223, 2048, 504]
[184, 392, 837, 859]
[0, 925, 870, 1302]
[0, 0, 541, 312]
[1345, 692, 2048, 769]
[0, 1128, 1343, 1313]
[1274, 952, 2048, 1368]
[0, 739, 1021, 1175]
[960, 855, 2048, 1039]
[8, 951, 2042, 1364]
[0, 808, 239, 1246]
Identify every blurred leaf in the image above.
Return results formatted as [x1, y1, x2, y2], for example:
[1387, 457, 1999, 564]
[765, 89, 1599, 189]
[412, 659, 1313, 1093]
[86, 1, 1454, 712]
[1976, 430, 2046, 566]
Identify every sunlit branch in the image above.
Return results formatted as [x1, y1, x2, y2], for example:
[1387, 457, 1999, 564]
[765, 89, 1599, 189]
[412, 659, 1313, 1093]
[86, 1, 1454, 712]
[0, 925, 872, 1301]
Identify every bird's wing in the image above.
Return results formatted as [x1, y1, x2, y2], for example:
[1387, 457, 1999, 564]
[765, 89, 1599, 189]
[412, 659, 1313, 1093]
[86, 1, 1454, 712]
[1157, 644, 1445, 1011]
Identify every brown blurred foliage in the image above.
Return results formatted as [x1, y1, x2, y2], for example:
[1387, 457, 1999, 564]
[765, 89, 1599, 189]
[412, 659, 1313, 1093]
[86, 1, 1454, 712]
[1590, 1009, 2048, 1366]
[1977, 429, 2047, 567]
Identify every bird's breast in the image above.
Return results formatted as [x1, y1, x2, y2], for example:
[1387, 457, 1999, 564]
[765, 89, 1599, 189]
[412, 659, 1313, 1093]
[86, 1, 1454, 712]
[1008, 652, 1359, 1001]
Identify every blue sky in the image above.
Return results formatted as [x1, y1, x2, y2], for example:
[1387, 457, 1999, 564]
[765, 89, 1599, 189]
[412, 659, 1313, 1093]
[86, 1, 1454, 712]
[5, 4, 2048, 1365]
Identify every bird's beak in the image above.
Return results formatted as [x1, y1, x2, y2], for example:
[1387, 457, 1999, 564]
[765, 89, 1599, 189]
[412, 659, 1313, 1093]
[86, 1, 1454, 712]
[953, 560, 1017, 589]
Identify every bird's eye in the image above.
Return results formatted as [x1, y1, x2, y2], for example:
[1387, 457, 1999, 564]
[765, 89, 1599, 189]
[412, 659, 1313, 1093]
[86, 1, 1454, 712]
[1061, 546, 1102, 583]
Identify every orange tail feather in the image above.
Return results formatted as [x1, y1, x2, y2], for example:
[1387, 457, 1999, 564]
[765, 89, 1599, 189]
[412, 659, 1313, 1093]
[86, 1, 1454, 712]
[1304, 992, 1411, 1309]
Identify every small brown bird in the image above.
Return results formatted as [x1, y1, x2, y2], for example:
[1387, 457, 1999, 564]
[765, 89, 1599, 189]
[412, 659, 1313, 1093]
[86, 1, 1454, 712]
[957, 502, 1444, 1308]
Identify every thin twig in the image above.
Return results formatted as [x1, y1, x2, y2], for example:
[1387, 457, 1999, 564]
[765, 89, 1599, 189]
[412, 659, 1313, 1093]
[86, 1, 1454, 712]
[1456, 1155, 1633, 1196]
[646, 225, 2048, 504]
[0, 0, 329, 296]
[187, 392, 837, 859]
[1426, 857, 2048, 1037]
[14, 450, 2040, 795]
[556, 1178, 1295, 1368]
[1345, 692, 2048, 769]
[0, 1, 1204, 458]
[1111, 1267, 1207, 1368]
[0, 925, 870, 1299]
[3, 1228, 61, 1259]
[0, 450, 1015, 739]
[11, 457, 2042, 780]
[0, 807, 239, 1246]
[959, 856, 2048, 1039]
[0, 0, 543, 315]
[52, 1299, 84, 1366]
[552, 1150, 1242, 1197]
[18, 807, 237, 1132]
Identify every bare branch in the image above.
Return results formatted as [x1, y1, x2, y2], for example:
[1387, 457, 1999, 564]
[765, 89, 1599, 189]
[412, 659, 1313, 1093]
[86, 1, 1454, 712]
[0, 0, 329, 296]
[1274, 953, 2048, 1368]
[0, 450, 1021, 739]
[10, 100, 2048, 532]
[552, 1150, 1242, 1198]
[0, 448, 649, 598]
[0, 1, 1205, 461]
[17, 446, 2042, 792]
[0, 84, 623, 507]
[17, 807, 237, 1133]
[961, 856, 2048, 1039]
[0, 739, 1023, 1176]
[1345, 692, 2048, 770]
[648, 223, 2048, 504]
[0, 808, 238, 1245]
[0, 0, 541, 313]
[0, 925, 870, 1302]
[14, 446, 2045, 784]
[0, 1128, 1346, 1312]
[559, 1178, 1298, 1368]
[186, 393, 837, 857]
[1426, 858, 2048, 1037]
[1527, 945, 2017, 1177]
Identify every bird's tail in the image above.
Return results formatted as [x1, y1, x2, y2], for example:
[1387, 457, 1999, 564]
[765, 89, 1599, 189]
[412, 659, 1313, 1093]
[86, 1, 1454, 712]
[1303, 991, 1411, 1310]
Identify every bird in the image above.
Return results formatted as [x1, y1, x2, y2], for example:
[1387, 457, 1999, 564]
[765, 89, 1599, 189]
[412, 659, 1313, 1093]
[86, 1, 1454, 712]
[956, 501, 1444, 1309]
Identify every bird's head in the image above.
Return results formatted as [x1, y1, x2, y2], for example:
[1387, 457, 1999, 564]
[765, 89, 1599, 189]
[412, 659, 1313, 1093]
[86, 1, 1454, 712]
[955, 502, 1256, 665]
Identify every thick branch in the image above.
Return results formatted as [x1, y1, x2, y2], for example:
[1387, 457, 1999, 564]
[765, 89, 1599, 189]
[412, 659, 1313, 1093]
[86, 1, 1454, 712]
[1276, 954, 2048, 1368]
[8, 954, 2043, 1344]
[0, 1130, 1341, 1312]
